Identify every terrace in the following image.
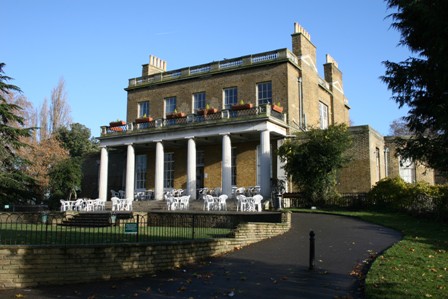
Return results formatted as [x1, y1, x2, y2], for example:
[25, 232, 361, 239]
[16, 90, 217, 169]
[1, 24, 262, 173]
[101, 104, 287, 137]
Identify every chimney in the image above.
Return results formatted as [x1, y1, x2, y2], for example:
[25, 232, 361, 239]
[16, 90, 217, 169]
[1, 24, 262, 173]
[142, 55, 167, 76]
[324, 54, 343, 92]
[291, 22, 316, 69]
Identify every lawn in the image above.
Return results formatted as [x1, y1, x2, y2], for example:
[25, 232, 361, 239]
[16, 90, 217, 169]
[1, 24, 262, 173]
[0, 223, 232, 245]
[291, 209, 448, 298]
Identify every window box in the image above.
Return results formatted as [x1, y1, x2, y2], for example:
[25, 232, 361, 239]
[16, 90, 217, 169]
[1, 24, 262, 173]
[197, 108, 219, 115]
[109, 120, 126, 127]
[110, 126, 123, 132]
[231, 103, 253, 110]
[272, 104, 284, 113]
[166, 112, 186, 119]
[135, 116, 153, 123]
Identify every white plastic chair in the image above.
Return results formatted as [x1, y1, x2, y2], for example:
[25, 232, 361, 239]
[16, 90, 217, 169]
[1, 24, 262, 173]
[111, 197, 121, 211]
[252, 194, 263, 212]
[95, 198, 106, 211]
[165, 193, 177, 210]
[122, 198, 133, 211]
[203, 195, 216, 211]
[85, 199, 96, 211]
[110, 189, 120, 198]
[73, 199, 85, 211]
[236, 195, 248, 211]
[179, 195, 190, 210]
[218, 194, 228, 211]
[60, 200, 70, 211]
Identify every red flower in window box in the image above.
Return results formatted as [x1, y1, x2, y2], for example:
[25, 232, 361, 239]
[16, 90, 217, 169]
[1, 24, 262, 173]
[231, 103, 253, 110]
[166, 112, 186, 119]
[109, 120, 126, 127]
[272, 104, 284, 113]
[135, 116, 153, 123]
[197, 108, 219, 115]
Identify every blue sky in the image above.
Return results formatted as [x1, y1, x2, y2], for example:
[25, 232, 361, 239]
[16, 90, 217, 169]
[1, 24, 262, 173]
[3, 0, 410, 137]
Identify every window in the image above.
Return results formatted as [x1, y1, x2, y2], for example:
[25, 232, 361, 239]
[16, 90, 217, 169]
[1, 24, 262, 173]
[165, 97, 176, 115]
[319, 102, 329, 129]
[375, 148, 381, 182]
[224, 87, 238, 109]
[193, 92, 206, 112]
[231, 147, 237, 186]
[399, 157, 416, 183]
[164, 152, 174, 188]
[135, 155, 147, 189]
[257, 82, 272, 105]
[138, 101, 149, 117]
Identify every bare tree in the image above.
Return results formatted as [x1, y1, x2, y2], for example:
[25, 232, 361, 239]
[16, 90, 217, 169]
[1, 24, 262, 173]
[389, 118, 413, 136]
[49, 77, 71, 133]
[39, 98, 49, 141]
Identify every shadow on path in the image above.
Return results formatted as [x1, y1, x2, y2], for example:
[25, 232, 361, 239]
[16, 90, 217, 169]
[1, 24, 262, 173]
[0, 213, 401, 299]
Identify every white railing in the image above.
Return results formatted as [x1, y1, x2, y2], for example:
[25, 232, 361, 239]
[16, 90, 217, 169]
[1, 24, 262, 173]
[190, 65, 211, 74]
[220, 59, 243, 69]
[129, 49, 298, 87]
[251, 52, 279, 63]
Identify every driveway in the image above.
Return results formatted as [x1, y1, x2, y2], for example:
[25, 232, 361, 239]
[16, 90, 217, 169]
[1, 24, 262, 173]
[0, 213, 401, 298]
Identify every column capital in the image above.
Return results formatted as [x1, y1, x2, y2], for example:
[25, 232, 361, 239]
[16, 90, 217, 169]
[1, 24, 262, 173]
[154, 139, 163, 143]
[185, 136, 195, 139]
[219, 132, 231, 136]
[125, 142, 134, 146]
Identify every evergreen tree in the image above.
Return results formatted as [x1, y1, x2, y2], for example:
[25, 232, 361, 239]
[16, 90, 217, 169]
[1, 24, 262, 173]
[382, 0, 448, 172]
[0, 63, 36, 204]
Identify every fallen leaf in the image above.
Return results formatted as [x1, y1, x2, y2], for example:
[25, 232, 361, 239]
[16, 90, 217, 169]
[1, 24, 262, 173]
[15, 294, 24, 298]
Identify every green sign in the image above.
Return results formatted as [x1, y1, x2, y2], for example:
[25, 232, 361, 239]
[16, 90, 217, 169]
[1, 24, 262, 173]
[124, 223, 138, 234]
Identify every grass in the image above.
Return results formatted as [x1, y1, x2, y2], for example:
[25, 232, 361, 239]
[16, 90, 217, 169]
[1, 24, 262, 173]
[289, 209, 448, 298]
[0, 223, 232, 245]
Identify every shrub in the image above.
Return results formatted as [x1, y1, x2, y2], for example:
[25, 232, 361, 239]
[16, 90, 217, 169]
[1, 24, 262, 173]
[368, 177, 448, 221]
[367, 177, 409, 211]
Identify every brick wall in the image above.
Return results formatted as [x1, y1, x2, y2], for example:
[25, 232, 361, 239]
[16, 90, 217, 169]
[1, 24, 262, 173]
[0, 213, 291, 289]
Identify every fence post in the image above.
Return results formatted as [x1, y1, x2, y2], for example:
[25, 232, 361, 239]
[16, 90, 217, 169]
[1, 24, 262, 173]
[136, 214, 140, 243]
[309, 230, 315, 270]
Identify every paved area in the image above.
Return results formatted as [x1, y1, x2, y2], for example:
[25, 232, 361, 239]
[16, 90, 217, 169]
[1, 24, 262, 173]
[0, 213, 401, 299]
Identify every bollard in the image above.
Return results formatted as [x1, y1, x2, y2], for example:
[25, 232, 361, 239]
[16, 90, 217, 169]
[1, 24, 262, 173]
[309, 230, 315, 270]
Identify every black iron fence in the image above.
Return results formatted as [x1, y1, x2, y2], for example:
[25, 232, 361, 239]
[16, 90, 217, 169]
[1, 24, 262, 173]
[282, 193, 368, 210]
[0, 212, 251, 246]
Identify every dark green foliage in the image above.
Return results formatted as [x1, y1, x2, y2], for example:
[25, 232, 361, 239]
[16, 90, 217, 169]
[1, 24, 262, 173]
[382, 0, 448, 172]
[367, 177, 448, 220]
[277, 124, 352, 204]
[0, 63, 36, 204]
[56, 122, 98, 158]
[49, 158, 82, 207]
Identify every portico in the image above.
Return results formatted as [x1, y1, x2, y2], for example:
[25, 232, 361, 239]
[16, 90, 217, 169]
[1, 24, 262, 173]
[98, 111, 288, 201]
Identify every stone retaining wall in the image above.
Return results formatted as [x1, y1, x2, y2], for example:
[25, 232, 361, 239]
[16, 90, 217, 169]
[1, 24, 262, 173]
[0, 212, 291, 289]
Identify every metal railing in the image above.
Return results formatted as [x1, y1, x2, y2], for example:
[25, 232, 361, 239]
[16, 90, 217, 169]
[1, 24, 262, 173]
[0, 212, 240, 246]
[101, 105, 285, 136]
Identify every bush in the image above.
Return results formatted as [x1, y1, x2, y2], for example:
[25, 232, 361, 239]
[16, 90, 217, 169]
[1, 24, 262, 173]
[368, 177, 448, 221]
[367, 177, 409, 211]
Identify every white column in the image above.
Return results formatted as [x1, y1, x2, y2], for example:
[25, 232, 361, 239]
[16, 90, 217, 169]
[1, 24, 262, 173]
[187, 137, 197, 200]
[221, 133, 232, 196]
[154, 141, 164, 200]
[99, 146, 108, 201]
[125, 143, 135, 200]
[260, 130, 271, 198]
